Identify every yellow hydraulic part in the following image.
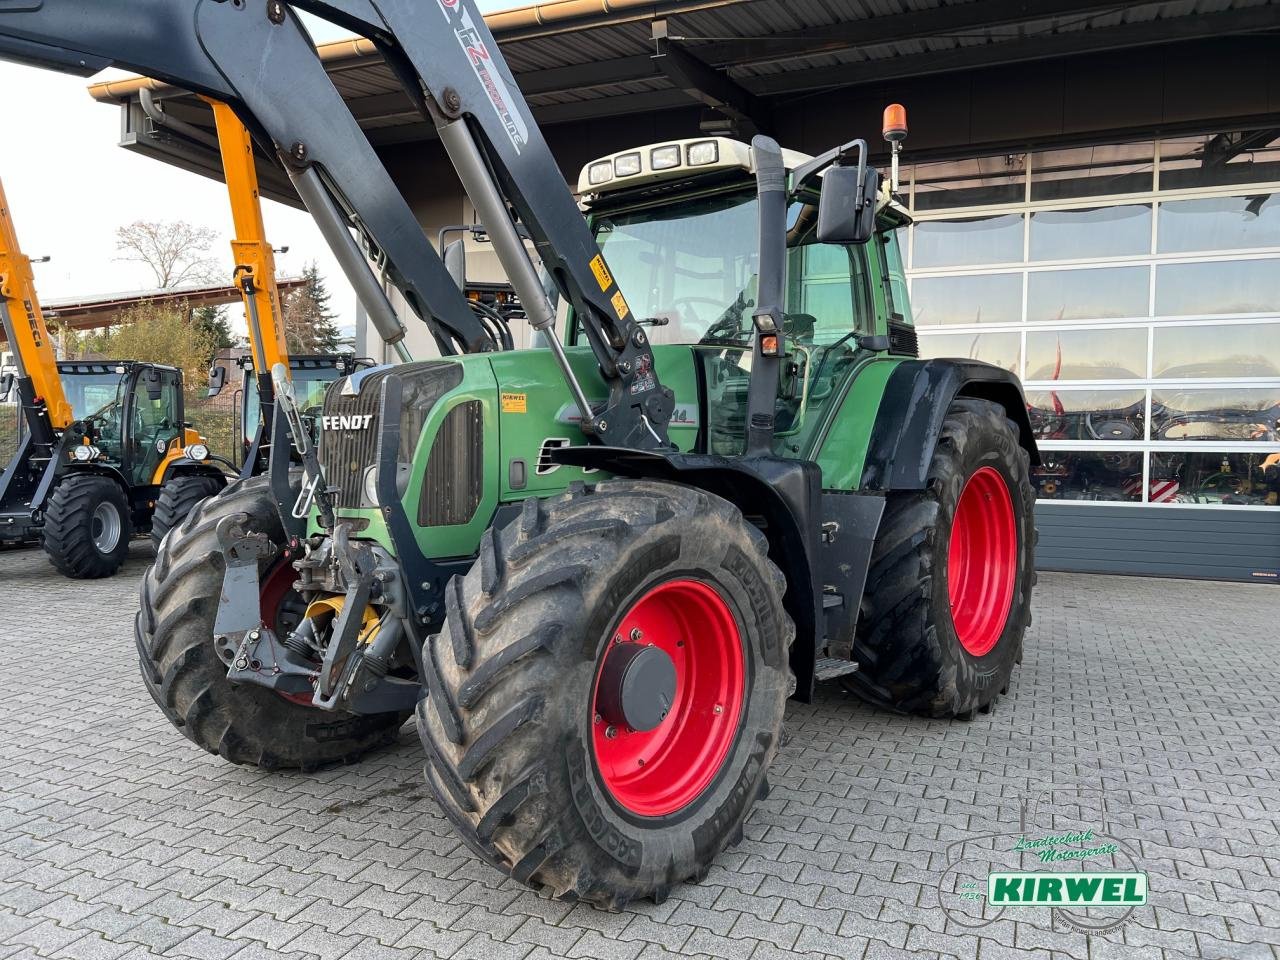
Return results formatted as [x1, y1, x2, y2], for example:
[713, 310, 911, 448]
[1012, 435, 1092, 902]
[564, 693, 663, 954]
[0, 175, 71, 430]
[302, 595, 383, 647]
[204, 99, 290, 378]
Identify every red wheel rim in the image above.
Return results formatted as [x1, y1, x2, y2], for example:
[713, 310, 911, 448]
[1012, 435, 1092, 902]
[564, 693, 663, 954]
[947, 466, 1017, 657]
[591, 579, 745, 817]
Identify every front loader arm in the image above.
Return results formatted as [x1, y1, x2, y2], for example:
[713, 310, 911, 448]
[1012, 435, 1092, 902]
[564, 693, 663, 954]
[0, 175, 70, 433]
[291, 0, 676, 449]
[0, 0, 492, 357]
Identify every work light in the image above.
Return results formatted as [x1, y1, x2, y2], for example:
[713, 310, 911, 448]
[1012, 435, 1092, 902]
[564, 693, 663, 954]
[650, 145, 681, 171]
[588, 161, 613, 186]
[613, 152, 642, 178]
[185, 443, 210, 462]
[687, 141, 720, 166]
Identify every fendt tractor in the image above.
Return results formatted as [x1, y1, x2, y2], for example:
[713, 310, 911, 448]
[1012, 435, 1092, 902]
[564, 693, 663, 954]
[149, 98, 371, 548]
[0, 175, 220, 578]
[0, 0, 1037, 907]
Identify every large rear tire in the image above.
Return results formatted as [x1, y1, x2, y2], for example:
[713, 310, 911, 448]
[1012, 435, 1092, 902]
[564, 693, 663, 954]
[843, 397, 1035, 718]
[43, 474, 132, 579]
[151, 473, 225, 554]
[417, 480, 794, 908]
[135, 475, 407, 770]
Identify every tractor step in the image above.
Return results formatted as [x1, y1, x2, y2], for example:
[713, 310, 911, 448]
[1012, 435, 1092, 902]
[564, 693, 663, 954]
[814, 656, 859, 681]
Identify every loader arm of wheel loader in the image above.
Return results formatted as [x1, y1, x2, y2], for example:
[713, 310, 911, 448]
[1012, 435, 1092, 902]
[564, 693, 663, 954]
[0, 0, 675, 450]
[0, 175, 71, 434]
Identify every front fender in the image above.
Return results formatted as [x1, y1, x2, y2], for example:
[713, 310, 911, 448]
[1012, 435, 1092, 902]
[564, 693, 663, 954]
[861, 360, 1039, 491]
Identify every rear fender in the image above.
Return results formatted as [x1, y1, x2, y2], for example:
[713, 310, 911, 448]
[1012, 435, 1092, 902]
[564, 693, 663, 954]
[554, 446, 825, 701]
[860, 359, 1039, 491]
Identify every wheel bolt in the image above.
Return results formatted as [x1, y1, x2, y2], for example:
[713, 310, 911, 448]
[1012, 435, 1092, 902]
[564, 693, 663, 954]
[630, 627, 643, 641]
[605, 725, 618, 739]
[594, 713, 602, 724]
[713, 704, 723, 715]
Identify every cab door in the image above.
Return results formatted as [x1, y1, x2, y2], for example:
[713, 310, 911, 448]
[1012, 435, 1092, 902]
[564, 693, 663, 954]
[125, 368, 184, 487]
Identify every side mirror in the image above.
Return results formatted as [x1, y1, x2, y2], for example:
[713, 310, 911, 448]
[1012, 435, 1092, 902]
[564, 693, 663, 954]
[143, 368, 164, 402]
[443, 238, 467, 291]
[208, 364, 229, 398]
[817, 165, 880, 245]
[0, 372, 13, 402]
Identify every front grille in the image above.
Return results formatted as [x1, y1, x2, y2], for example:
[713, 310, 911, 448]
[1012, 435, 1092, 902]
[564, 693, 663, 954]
[318, 362, 463, 510]
[419, 401, 484, 527]
[889, 320, 919, 358]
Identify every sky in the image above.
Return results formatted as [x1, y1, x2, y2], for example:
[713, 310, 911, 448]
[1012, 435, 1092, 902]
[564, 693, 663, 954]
[0, 3, 519, 341]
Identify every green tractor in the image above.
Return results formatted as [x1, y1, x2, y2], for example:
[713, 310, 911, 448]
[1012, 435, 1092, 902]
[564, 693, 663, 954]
[139, 130, 1036, 907]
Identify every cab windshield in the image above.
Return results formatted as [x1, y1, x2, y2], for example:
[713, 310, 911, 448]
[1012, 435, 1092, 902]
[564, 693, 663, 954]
[63, 371, 126, 422]
[244, 363, 338, 443]
[590, 188, 873, 348]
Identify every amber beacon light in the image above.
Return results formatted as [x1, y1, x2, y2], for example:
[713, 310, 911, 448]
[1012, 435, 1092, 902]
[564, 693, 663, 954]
[882, 103, 908, 193]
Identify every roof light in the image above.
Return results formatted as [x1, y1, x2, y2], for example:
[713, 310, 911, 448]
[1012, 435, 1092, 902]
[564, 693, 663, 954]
[588, 161, 614, 186]
[687, 141, 719, 167]
[882, 103, 908, 144]
[650, 145, 681, 171]
[614, 152, 642, 178]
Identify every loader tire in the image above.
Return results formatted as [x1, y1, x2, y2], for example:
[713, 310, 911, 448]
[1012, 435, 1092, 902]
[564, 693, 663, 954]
[43, 474, 132, 579]
[151, 473, 225, 554]
[136, 475, 407, 770]
[417, 480, 794, 908]
[843, 397, 1035, 719]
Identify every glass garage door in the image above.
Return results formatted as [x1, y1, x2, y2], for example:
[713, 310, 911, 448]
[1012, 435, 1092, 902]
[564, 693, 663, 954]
[903, 135, 1280, 518]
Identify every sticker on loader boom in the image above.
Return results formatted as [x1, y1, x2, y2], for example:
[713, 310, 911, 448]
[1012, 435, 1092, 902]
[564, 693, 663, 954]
[611, 290, 631, 321]
[434, 0, 529, 154]
[590, 255, 614, 292]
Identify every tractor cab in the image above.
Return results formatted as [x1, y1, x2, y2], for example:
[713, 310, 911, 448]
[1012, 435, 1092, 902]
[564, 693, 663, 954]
[573, 136, 915, 460]
[58, 361, 188, 487]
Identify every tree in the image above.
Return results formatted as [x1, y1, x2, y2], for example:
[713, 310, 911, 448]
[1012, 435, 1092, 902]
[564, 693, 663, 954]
[193, 305, 235, 351]
[282, 262, 345, 354]
[115, 220, 221, 289]
[79, 301, 217, 391]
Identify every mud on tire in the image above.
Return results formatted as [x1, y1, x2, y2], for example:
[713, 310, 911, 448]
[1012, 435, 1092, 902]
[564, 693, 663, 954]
[417, 480, 795, 908]
[43, 473, 132, 579]
[136, 475, 407, 770]
[843, 397, 1035, 719]
[151, 473, 225, 554]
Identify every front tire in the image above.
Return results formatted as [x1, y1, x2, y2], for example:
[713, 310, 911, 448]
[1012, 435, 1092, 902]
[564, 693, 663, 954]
[136, 475, 407, 770]
[151, 472, 225, 553]
[43, 474, 132, 579]
[844, 397, 1035, 718]
[417, 480, 794, 908]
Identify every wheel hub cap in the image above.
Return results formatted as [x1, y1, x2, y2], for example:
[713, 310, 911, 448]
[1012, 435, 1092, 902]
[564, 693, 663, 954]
[596, 643, 677, 733]
[591, 579, 745, 818]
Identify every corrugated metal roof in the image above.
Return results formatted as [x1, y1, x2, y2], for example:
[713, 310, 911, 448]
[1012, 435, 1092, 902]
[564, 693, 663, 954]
[91, 0, 1279, 139]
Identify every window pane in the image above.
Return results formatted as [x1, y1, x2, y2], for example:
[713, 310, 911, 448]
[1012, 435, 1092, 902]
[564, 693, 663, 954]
[919, 332, 1021, 374]
[1149, 450, 1280, 506]
[1025, 389, 1147, 442]
[1153, 322, 1280, 378]
[1156, 259, 1280, 316]
[1152, 389, 1280, 442]
[1033, 451, 1145, 502]
[1030, 205, 1151, 261]
[1159, 135, 1280, 191]
[1027, 266, 1150, 322]
[913, 156, 1025, 211]
[1030, 143, 1155, 201]
[1158, 194, 1280, 253]
[910, 273, 1022, 326]
[884, 228, 909, 319]
[913, 215, 1023, 268]
[1025, 328, 1147, 380]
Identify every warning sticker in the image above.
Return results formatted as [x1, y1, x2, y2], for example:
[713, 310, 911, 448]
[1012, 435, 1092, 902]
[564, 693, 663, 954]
[501, 392, 527, 414]
[590, 255, 614, 292]
[611, 290, 630, 321]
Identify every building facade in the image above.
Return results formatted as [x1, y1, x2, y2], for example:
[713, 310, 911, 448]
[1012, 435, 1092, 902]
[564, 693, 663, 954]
[907, 136, 1280, 580]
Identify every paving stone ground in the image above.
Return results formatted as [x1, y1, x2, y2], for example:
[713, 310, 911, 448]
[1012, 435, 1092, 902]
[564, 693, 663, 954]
[1, 540, 1278, 960]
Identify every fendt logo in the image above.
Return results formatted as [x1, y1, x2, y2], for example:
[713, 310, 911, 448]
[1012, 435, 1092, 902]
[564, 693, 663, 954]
[321, 414, 374, 432]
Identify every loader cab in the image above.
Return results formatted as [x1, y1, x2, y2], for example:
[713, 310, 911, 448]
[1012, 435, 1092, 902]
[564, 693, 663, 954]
[573, 137, 914, 458]
[58, 361, 186, 486]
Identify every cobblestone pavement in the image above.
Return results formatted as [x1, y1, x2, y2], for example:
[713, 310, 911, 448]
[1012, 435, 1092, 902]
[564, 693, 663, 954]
[1, 540, 1278, 960]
